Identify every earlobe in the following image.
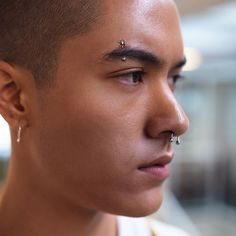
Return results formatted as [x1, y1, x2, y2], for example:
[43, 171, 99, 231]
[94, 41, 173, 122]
[0, 61, 27, 129]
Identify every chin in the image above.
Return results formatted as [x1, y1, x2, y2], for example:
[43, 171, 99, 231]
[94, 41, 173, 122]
[111, 189, 164, 217]
[126, 198, 163, 217]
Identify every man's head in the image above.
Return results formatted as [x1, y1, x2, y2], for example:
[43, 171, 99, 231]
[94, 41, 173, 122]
[0, 0, 103, 87]
[0, 0, 189, 217]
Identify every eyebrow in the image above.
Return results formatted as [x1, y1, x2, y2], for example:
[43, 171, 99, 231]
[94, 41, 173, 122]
[174, 57, 187, 69]
[103, 47, 186, 69]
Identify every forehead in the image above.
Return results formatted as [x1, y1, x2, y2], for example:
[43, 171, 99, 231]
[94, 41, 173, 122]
[105, 0, 182, 53]
[104, 0, 178, 29]
[58, 0, 183, 69]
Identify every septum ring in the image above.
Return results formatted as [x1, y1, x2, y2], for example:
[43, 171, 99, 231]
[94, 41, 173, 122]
[170, 133, 181, 145]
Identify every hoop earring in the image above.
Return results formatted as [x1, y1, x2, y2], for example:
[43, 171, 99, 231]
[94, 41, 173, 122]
[17, 126, 22, 143]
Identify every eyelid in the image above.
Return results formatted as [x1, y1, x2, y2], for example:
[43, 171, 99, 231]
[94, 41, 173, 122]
[174, 74, 186, 81]
[172, 74, 185, 79]
[168, 74, 186, 88]
[107, 67, 145, 78]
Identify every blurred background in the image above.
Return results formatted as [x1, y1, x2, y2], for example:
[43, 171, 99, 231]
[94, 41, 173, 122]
[0, 0, 236, 236]
[157, 0, 236, 236]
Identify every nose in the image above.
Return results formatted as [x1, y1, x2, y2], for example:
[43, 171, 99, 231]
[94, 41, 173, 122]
[145, 84, 189, 139]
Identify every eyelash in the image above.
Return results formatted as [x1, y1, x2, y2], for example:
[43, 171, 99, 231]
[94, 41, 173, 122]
[169, 74, 185, 85]
[113, 70, 146, 85]
[111, 70, 185, 87]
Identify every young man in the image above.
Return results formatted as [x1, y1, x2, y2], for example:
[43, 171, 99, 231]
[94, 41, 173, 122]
[0, 0, 190, 235]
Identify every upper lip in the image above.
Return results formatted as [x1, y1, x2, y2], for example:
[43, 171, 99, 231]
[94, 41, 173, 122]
[138, 154, 174, 169]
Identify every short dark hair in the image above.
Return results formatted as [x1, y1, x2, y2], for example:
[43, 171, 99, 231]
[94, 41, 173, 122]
[0, 0, 102, 87]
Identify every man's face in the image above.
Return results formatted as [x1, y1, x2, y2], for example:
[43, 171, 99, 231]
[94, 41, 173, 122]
[31, 0, 189, 216]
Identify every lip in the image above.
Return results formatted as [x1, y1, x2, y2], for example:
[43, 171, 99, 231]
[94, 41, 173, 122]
[138, 154, 173, 181]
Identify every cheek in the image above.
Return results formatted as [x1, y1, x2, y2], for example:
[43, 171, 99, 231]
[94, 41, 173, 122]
[36, 84, 146, 187]
[33, 76, 163, 215]
[56, 80, 146, 161]
[63, 96, 141, 172]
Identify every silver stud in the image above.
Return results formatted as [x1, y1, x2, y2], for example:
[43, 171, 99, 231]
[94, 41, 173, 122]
[121, 56, 127, 62]
[119, 39, 126, 49]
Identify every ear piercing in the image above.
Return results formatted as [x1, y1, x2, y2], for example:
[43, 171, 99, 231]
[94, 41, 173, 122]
[17, 125, 22, 143]
[170, 133, 181, 145]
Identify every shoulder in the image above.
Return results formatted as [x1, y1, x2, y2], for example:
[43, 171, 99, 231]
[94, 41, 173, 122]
[117, 216, 191, 236]
[148, 217, 191, 236]
[118, 216, 150, 236]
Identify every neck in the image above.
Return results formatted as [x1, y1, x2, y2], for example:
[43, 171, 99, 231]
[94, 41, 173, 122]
[0, 154, 118, 236]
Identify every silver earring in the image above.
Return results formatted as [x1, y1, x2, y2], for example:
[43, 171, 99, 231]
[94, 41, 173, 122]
[17, 126, 22, 143]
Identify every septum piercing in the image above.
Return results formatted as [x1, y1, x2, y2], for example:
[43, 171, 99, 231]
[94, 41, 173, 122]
[176, 136, 181, 145]
[170, 133, 181, 145]
[170, 133, 175, 143]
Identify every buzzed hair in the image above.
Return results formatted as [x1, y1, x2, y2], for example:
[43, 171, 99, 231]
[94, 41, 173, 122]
[0, 0, 102, 87]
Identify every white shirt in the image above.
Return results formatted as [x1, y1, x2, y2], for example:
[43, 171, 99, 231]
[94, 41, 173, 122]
[118, 216, 191, 236]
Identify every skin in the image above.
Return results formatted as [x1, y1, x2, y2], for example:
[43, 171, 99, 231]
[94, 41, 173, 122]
[0, 0, 189, 236]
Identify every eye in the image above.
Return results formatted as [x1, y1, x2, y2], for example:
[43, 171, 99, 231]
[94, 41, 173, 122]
[114, 71, 146, 85]
[168, 74, 185, 88]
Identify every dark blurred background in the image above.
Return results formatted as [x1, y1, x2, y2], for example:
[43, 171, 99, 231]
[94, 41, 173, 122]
[1, 1, 236, 235]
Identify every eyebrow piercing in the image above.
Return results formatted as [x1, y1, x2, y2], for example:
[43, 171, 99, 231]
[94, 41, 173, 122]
[118, 39, 127, 62]
[121, 56, 127, 62]
[119, 39, 126, 49]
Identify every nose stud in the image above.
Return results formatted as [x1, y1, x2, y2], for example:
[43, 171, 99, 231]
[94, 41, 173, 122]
[170, 133, 181, 145]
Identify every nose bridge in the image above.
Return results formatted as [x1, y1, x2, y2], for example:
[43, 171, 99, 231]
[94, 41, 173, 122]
[147, 84, 189, 138]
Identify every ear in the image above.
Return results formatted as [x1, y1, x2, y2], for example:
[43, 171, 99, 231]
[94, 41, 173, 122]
[0, 61, 30, 129]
